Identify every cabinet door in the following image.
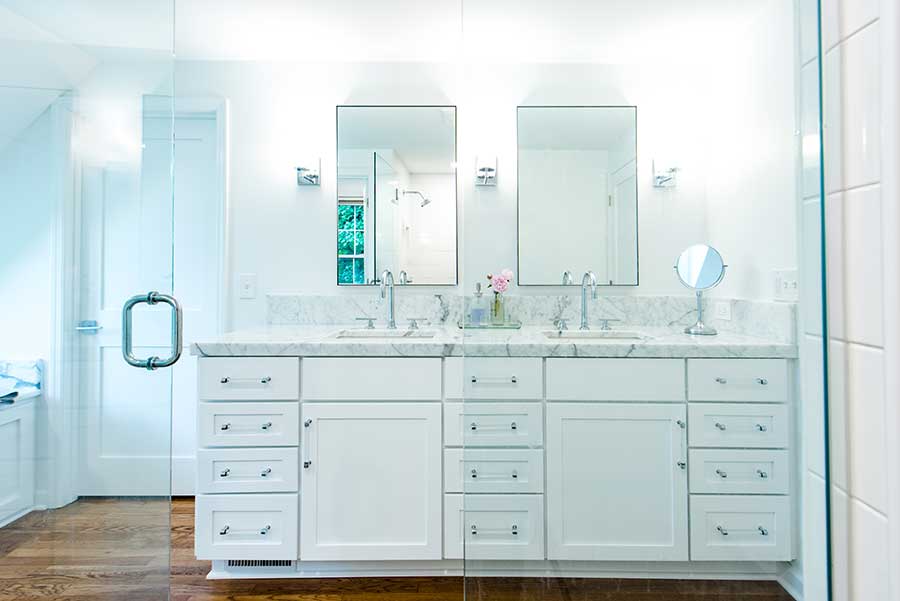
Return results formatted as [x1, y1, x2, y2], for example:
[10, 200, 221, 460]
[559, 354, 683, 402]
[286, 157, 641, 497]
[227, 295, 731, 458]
[300, 402, 442, 560]
[0, 402, 35, 525]
[546, 403, 688, 560]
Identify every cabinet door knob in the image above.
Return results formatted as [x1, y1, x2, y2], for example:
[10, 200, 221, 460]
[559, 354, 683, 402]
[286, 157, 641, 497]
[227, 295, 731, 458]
[758, 526, 769, 536]
[511, 525, 518, 536]
[716, 525, 729, 536]
[757, 469, 769, 479]
[756, 378, 768, 385]
[755, 423, 768, 432]
[260, 525, 271, 536]
[219, 525, 230, 536]
[715, 377, 728, 384]
[260, 421, 273, 430]
[219, 468, 230, 478]
[260, 467, 272, 477]
[677, 461, 687, 470]
[714, 422, 727, 431]
[511, 470, 518, 479]
[220, 423, 231, 431]
[470, 422, 478, 431]
[715, 469, 728, 479]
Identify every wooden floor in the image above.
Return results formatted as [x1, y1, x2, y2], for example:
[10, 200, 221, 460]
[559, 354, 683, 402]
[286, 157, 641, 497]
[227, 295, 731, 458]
[0, 498, 796, 601]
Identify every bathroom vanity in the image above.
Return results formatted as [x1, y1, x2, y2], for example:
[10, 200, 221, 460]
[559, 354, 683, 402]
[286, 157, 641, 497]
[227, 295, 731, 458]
[192, 327, 796, 580]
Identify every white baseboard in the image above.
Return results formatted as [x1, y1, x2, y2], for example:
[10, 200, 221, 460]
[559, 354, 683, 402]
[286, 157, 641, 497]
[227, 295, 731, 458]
[777, 563, 804, 601]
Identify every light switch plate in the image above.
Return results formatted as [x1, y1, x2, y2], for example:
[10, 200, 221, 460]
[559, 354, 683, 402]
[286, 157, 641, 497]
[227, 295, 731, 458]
[773, 269, 799, 302]
[238, 273, 257, 299]
[714, 301, 732, 321]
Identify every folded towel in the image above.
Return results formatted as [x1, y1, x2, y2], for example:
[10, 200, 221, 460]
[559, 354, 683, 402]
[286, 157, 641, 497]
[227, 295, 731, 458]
[0, 361, 42, 387]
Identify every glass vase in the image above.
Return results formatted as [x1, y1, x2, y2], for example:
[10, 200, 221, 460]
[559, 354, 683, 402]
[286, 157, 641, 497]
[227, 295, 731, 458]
[491, 292, 505, 325]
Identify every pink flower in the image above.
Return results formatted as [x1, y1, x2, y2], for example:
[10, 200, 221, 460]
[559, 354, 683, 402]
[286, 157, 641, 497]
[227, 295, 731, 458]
[501, 269, 514, 281]
[491, 274, 509, 293]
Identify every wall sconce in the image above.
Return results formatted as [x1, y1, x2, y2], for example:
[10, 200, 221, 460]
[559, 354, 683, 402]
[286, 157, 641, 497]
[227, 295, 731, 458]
[653, 160, 678, 188]
[475, 157, 497, 186]
[296, 159, 321, 186]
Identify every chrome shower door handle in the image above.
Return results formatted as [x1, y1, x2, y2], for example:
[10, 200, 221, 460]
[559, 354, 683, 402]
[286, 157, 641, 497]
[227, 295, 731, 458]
[122, 291, 183, 370]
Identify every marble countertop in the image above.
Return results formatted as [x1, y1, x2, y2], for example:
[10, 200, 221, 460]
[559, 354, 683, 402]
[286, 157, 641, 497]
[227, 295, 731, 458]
[191, 325, 797, 359]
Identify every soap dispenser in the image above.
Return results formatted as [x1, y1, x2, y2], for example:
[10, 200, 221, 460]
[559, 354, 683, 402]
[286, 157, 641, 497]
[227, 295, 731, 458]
[470, 282, 487, 326]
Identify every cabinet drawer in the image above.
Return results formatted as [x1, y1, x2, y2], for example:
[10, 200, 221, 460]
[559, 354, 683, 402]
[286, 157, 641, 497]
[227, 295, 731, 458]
[199, 358, 299, 401]
[444, 449, 544, 493]
[688, 449, 789, 495]
[689, 495, 791, 561]
[444, 494, 545, 560]
[688, 403, 789, 448]
[445, 358, 543, 400]
[547, 359, 685, 401]
[195, 493, 298, 560]
[197, 448, 298, 494]
[302, 358, 441, 401]
[444, 402, 542, 447]
[198, 402, 299, 447]
[688, 359, 788, 402]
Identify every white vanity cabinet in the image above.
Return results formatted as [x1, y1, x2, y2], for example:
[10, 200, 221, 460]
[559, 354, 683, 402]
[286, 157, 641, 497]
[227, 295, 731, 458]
[0, 399, 36, 527]
[299, 402, 443, 560]
[546, 402, 689, 561]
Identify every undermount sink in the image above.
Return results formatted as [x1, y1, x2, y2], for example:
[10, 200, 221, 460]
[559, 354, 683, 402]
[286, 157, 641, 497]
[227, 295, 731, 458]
[542, 330, 644, 340]
[333, 329, 437, 339]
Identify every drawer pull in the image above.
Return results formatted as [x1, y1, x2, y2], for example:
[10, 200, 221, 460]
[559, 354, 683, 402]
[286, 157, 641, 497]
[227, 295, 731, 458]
[471, 375, 518, 384]
[471, 468, 478, 479]
[758, 526, 769, 536]
[260, 422, 273, 431]
[715, 377, 728, 384]
[756, 378, 768, 385]
[469, 422, 519, 432]
[714, 422, 727, 431]
[757, 469, 769, 479]
[470, 524, 519, 536]
[676, 419, 686, 429]
[755, 423, 768, 432]
[716, 525, 729, 536]
[220, 423, 231, 431]
[510, 421, 518, 431]
[715, 469, 728, 479]
[220, 376, 272, 384]
[677, 461, 687, 470]
[219, 468, 230, 478]
[219, 525, 230, 536]
[511, 469, 518, 479]
[260, 467, 272, 477]
[303, 419, 313, 469]
[260, 524, 271, 536]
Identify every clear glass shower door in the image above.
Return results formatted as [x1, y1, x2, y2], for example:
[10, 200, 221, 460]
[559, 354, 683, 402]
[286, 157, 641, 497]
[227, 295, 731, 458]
[0, 3, 176, 599]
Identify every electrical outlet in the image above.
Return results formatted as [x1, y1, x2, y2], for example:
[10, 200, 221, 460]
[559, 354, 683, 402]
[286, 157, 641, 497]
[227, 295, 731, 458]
[774, 269, 799, 302]
[714, 301, 732, 321]
[238, 273, 258, 300]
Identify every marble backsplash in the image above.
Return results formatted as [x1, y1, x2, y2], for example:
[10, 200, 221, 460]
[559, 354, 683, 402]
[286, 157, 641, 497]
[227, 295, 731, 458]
[267, 293, 797, 344]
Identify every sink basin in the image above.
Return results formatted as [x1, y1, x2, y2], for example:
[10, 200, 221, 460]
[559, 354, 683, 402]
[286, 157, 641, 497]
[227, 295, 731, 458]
[542, 330, 644, 340]
[333, 329, 437, 339]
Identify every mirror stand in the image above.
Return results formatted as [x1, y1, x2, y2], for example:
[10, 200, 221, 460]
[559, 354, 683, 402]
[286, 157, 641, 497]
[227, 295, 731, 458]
[685, 290, 716, 336]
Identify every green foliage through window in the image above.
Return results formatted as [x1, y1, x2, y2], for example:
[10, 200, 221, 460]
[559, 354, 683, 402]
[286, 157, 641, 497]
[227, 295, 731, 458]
[337, 202, 366, 284]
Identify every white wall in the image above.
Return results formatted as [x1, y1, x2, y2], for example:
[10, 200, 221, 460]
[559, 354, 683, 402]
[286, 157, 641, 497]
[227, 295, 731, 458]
[174, 35, 798, 330]
[404, 173, 456, 284]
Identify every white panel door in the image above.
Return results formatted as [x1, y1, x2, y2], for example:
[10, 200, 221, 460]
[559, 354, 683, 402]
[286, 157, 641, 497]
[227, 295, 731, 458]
[546, 402, 689, 560]
[300, 402, 442, 560]
[78, 109, 222, 495]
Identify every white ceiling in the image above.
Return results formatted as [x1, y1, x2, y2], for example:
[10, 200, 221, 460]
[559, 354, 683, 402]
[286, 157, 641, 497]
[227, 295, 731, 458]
[518, 107, 635, 151]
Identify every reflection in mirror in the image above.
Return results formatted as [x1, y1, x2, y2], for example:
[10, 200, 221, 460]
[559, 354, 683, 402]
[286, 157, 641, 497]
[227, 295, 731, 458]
[674, 244, 727, 336]
[336, 106, 457, 285]
[517, 106, 638, 286]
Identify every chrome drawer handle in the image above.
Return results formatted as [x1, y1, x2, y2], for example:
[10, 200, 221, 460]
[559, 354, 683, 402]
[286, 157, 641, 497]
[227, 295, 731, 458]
[303, 419, 313, 469]
[677, 461, 687, 470]
[757, 469, 769, 479]
[260, 422, 273, 431]
[716, 525, 729, 536]
[510, 421, 518, 431]
[715, 377, 728, 384]
[470, 422, 478, 431]
[470, 524, 518, 536]
[511, 470, 518, 479]
[714, 422, 727, 431]
[471, 468, 478, 479]
[756, 423, 768, 432]
[219, 525, 230, 536]
[260, 467, 272, 477]
[676, 420, 686, 429]
[219, 468, 231, 478]
[471, 375, 518, 384]
[470, 422, 518, 432]
[756, 378, 768, 385]
[220, 423, 231, 431]
[715, 469, 728, 479]
[512, 524, 518, 536]
[260, 525, 271, 536]
[758, 526, 769, 536]
[220, 376, 272, 384]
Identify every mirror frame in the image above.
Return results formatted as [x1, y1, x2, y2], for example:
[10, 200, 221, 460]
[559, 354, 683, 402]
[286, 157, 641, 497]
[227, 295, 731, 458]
[515, 105, 640, 287]
[335, 104, 459, 287]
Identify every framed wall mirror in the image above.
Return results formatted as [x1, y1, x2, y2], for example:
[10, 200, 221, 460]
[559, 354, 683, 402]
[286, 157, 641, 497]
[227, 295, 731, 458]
[336, 105, 458, 286]
[517, 106, 638, 286]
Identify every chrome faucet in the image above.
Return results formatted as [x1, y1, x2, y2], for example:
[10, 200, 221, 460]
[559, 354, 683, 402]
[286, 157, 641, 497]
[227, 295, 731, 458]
[399, 270, 410, 285]
[380, 269, 396, 329]
[580, 271, 598, 330]
[562, 270, 574, 285]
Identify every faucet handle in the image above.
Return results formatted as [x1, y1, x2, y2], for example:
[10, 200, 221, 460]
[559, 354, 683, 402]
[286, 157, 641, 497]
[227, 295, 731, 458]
[554, 318, 569, 331]
[355, 317, 376, 329]
[407, 318, 429, 330]
[597, 318, 621, 331]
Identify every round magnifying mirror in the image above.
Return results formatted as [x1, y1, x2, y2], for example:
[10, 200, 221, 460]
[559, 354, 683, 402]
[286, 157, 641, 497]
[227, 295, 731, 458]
[674, 244, 726, 335]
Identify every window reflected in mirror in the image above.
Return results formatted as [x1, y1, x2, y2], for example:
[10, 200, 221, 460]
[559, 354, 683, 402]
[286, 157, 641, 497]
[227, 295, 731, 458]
[336, 105, 458, 286]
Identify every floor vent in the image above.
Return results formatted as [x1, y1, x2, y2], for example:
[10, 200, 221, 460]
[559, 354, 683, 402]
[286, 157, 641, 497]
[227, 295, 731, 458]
[226, 560, 293, 569]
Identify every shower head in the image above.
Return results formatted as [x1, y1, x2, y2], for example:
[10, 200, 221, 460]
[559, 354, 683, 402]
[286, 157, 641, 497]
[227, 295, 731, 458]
[403, 190, 430, 208]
